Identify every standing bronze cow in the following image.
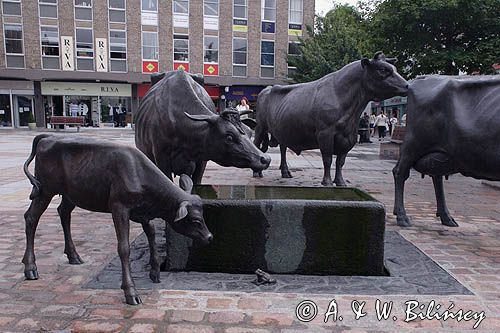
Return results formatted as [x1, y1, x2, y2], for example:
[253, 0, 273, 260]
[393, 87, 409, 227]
[135, 71, 271, 184]
[23, 134, 212, 305]
[254, 52, 408, 185]
[393, 75, 500, 227]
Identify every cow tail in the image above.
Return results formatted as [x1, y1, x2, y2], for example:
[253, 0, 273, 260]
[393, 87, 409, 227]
[24, 134, 50, 200]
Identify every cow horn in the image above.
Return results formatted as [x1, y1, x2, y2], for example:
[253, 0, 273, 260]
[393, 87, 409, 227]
[239, 110, 254, 116]
[373, 51, 386, 61]
[184, 112, 218, 124]
[220, 108, 240, 119]
[386, 57, 398, 65]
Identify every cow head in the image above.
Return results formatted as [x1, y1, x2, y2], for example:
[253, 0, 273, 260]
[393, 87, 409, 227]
[361, 51, 409, 100]
[170, 175, 213, 246]
[184, 109, 271, 172]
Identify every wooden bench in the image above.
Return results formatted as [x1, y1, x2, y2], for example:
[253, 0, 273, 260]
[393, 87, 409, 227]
[380, 125, 406, 160]
[50, 116, 85, 132]
[390, 125, 406, 144]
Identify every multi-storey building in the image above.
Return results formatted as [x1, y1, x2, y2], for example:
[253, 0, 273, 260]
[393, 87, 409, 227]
[0, 0, 314, 128]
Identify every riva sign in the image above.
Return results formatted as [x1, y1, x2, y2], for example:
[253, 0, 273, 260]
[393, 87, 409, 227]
[41, 82, 132, 97]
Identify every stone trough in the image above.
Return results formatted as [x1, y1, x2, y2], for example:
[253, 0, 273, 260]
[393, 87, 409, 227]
[162, 185, 386, 276]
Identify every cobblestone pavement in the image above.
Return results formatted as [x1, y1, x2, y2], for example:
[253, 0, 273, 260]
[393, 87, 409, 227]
[0, 128, 499, 333]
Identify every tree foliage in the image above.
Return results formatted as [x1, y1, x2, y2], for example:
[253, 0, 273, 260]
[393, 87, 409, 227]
[368, 0, 500, 77]
[289, 0, 500, 82]
[287, 5, 372, 83]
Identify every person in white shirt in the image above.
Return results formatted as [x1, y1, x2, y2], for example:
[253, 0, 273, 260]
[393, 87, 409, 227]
[236, 97, 250, 112]
[389, 112, 398, 136]
[374, 111, 389, 141]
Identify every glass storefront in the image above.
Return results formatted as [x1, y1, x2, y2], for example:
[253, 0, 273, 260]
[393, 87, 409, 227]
[0, 94, 12, 127]
[14, 95, 34, 127]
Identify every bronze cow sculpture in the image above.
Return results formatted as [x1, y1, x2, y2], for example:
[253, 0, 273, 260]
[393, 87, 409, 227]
[135, 71, 271, 184]
[23, 134, 212, 305]
[253, 52, 408, 185]
[393, 75, 500, 227]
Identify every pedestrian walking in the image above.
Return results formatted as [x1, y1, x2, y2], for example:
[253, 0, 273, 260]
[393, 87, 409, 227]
[374, 111, 388, 141]
[369, 112, 376, 136]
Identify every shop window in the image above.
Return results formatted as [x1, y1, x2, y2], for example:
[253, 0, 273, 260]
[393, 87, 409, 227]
[75, 0, 92, 21]
[142, 31, 158, 60]
[261, 0, 276, 22]
[289, 0, 303, 24]
[232, 37, 247, 77]
[4, 24, 24, 68]
[261, 40, 274, 78]
[2, 0, 21, 16]
[75, 28, 94, 70]
[204, 36, 218, 63]
[110, 29, 127, 72]
[41, 26, 60, 70]
[39, 0, 57, 19]
[173, 0, 188, 14]
[233, 0, 246, 19]
[109, 0, 125, 23]
[173, 35, 189, 62]
[204, 0, 218, 16]
[0, 94, 12, 127]
[141, 0, 157, 12]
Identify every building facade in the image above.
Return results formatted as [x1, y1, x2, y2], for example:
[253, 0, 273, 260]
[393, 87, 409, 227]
[0, 0, 314, 128]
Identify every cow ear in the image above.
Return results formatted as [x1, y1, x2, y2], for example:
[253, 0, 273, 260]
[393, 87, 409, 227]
[179, 174, 193, 194]
[361, 58, 371, 68]
[174, 201, 189, 222]
[184, 112, 217, 124]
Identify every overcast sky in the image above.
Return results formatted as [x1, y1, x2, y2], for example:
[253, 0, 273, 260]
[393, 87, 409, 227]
[316, 0, 359, 15]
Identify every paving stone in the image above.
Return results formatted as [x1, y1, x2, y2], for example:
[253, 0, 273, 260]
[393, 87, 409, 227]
[251, 312, 294, 326]
[170, 310, 206, 323]
[128, 323, 157, 333]
[166, 324, 215, 333]
[71, 320, 123, 332]
[131, 308, 167, 320]
[208, 311, 245, 324]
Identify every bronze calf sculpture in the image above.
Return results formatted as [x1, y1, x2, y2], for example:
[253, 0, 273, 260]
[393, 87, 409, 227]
[253, 52, 408, 185]
[23, 134, 212, 305]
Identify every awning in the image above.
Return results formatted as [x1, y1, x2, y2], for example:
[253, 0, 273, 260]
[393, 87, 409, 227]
[204, 86, 220, 100]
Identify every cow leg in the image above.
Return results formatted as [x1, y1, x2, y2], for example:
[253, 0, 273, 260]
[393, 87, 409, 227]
[192, 160, 207, 185]
[333, 153, 347, 186]
[142, 221, 161, 283]
[280, 144, 292, 178]
[320, 153, 334, 186]
[432, 175, 458, 227]
[111, 206, 141, 305]
[392, 156, 413, 227]
[22, 194, 52, 280]
[57, 197, 84, 264]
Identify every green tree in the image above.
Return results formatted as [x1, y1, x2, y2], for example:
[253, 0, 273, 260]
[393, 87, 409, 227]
[287, 5, 372, 83]
[368, 0, 500, 77]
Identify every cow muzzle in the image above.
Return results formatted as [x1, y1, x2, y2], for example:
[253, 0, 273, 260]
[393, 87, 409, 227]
[252, 154, 271, 172]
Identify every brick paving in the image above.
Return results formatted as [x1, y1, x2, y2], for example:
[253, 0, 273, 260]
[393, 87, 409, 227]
[0, 128, 499, 332]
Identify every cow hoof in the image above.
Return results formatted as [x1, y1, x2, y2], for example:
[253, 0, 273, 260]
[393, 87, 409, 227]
[321, 180, 334, 186]
[396, 216, 412, 227]
[281, 171, 293, 178]
[335, 181, 347, 187]
[150, 270, 161, 283]
[24, 269, 39, 280]
[125, 295, 142, 305]
[68, 255, 84, 265]
[441, 217, 459, 227]
[253, 171, 263, 178]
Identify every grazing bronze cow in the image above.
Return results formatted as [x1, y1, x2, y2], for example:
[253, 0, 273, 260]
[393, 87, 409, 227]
[253, 52, 408, 185]
[23, 134, 212, 305]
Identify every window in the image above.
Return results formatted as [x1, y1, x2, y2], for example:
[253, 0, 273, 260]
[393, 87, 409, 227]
[141, 0, 157, 12]
[75, 0, 92, 21]
[110, 30, 126, 72]
[109, 0, 125, 23]
[288, 41, 300, 77]
[233, 0, 246, 19]
[262, 0, 275, 22]
[39, 0, 57, 19]
[4, 24, 24, 68]
[75, 28, 94, 70]
[41, 26, 59, 69]
[204, 0, 218, 16]
[2, 0, 21, 16]
[261, 40, 274, 78]
[232, 37, 247, 77]
[173, 35, 189, 61]
[142, 31, 158, 60]
[173, 0, 188, 14]
[204, 36, 218, 63]
[289, 0, 303, 24]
